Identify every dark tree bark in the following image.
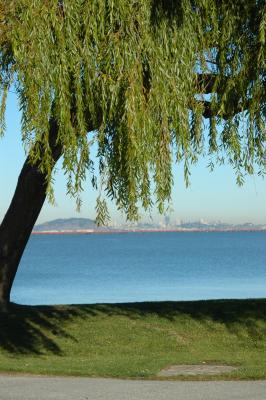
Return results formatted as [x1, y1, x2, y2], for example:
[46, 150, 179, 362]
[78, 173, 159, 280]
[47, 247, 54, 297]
[0, 118, 61, 310]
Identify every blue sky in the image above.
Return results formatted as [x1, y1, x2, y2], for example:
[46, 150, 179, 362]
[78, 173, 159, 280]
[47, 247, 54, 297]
[0, 91, 265, 225]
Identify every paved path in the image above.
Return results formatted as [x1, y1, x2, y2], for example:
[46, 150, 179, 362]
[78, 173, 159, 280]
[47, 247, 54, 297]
[0, 375, 265, 400]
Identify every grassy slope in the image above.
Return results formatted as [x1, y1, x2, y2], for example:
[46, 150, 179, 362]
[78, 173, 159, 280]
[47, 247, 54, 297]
[0, 299, 265, 380]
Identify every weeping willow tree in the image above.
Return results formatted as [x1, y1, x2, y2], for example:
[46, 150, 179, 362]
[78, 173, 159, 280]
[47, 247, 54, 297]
[0, 0, 265, 307]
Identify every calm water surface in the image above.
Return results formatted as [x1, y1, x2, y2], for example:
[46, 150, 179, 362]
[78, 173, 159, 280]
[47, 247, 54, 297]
[11, 231, 266, 305]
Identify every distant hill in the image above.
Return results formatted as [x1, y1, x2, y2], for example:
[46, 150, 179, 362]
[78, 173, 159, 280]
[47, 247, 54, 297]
[34, 218, 101, 232]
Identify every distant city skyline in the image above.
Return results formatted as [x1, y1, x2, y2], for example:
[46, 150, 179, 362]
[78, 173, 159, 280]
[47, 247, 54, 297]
[34, 216, 266, 232]
[1, 91, 266, 226]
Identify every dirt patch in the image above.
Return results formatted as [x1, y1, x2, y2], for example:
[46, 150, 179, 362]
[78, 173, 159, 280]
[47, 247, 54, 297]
[157, 364, 238, 377]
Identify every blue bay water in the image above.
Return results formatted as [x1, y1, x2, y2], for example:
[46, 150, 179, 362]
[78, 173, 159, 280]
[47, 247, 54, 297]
[11, 231, 266, 305]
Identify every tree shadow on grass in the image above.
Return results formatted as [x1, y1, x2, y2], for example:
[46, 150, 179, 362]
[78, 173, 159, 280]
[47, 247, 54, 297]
[0, 303, 86, 355]
[0, 299, 265, 355]
[80, 298, 266, 343]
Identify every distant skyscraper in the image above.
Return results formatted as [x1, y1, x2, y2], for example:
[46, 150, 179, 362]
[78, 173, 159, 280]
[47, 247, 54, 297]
[164, 215, 170, 226]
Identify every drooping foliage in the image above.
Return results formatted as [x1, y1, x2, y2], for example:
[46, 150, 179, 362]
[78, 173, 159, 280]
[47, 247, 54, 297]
[0, 0, 265, 221]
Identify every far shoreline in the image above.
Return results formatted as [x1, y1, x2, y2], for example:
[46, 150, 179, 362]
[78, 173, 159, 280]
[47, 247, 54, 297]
[31, 228, 266, 235]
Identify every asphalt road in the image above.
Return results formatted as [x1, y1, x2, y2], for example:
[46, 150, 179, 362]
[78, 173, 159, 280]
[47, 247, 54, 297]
[0, 375, 266, 400]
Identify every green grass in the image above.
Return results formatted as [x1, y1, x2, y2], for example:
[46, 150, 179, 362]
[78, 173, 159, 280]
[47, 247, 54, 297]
[0, 299, 266, 380]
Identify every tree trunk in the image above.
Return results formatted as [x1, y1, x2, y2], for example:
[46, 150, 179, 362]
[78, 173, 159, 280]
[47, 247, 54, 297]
[0, 119, 61, 309]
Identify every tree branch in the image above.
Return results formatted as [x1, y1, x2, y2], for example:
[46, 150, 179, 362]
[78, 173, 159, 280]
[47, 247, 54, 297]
[192, 99, 249, 120]
[196, 73, 217, 94]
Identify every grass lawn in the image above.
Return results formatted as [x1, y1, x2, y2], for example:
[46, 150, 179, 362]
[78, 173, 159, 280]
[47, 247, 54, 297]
[0, 299, 265, 380]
